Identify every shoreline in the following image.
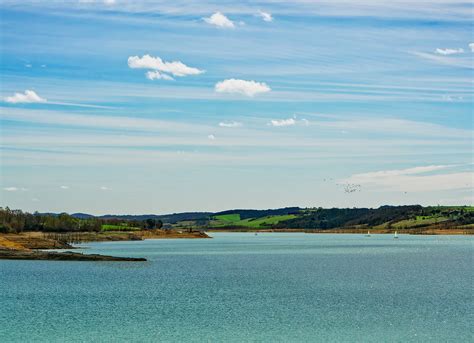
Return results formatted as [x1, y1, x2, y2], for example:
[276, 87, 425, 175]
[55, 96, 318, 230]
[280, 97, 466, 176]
[206, 228, 474, 235]
[0, 230, 210, 261]
[0, 249, 147, 261]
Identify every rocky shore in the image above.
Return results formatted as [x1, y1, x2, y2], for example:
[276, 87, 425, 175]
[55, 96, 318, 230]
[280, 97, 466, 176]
[0, 230, 209, 261]
[0, 248, 146, 261]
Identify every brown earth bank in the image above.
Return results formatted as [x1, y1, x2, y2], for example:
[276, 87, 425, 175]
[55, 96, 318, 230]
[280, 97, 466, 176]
[0, 230, 210, 261]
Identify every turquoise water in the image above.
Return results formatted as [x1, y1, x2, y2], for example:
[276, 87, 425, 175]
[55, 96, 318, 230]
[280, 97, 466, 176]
[1, 233, 472, 342]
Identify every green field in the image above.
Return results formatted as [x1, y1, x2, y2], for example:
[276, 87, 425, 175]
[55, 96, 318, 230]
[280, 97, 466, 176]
[213, 214, 241, 222]
[101, 224, 141, 232]
[391, 216, 450, 229]
[210, 214, 297, 228]
[426, 206, 474, 212]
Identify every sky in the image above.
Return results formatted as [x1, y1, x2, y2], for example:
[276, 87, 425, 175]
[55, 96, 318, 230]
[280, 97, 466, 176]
[0, 0, 473, 214]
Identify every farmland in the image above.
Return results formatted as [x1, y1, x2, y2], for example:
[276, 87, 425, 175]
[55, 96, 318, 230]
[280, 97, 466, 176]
[210, 213, 297, 229]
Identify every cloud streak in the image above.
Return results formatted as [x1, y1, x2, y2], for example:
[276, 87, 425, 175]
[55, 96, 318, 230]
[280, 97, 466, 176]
[343, 165, 472, 192]
[413, 52, 473, 69]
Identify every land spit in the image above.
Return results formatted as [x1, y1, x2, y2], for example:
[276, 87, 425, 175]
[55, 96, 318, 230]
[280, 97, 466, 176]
[0, 230, 210, 261]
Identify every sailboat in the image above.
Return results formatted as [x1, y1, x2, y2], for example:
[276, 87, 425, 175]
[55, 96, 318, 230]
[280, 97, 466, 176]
[394, 231, 398, 239]
[366, 231, 371, 237]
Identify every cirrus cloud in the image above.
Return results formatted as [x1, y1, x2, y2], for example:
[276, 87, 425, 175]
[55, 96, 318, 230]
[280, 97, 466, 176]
[215, 79, 271, 97]
[4, 90, 47, 104]
[203, 12, 235, 28]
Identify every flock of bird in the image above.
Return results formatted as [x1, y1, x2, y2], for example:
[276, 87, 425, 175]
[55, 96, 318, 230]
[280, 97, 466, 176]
[323, 178, 362, 194]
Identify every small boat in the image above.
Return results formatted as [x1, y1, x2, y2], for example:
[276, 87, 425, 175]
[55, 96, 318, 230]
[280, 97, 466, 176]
[255, 232, 258, 236]
[366, 231, 371, 237]
[394, 231, 398, 239]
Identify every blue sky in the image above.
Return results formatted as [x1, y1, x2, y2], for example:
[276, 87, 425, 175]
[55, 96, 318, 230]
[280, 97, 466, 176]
[0, 0, 472, 214]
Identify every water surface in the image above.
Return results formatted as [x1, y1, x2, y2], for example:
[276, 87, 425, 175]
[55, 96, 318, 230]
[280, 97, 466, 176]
[1, 233, 472, 342]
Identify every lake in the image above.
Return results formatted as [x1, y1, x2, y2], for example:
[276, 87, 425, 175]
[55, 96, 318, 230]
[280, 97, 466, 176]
[0, 233, 472, 342]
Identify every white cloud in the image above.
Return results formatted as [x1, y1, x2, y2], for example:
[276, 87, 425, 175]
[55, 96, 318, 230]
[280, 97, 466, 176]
[3, 187, 28, 192]
[219, 121, 242, 128]
[203, 12, 235, 28]
[103, 0, 115, 4]
[215, 79, 271, 97]
[4, 90, 47, 104]
[60, 185, 69, 189]
[269, 118, 296, 127]
[469, 43, 474, 52]
[435, 48, 464, 55]
[100, 186, 109, 190]
[128, 54, 204, 78]
[146, 71, 174, 81]
[207, 134, 216, 140]
[442, 94, 463, 102]
[258, 11, 273, 22]
[343, 165, 472, 192]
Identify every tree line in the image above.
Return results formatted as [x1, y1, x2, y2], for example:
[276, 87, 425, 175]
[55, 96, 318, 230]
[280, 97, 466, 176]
[274, 205, 474, 230]
[0, 207, 162, 234]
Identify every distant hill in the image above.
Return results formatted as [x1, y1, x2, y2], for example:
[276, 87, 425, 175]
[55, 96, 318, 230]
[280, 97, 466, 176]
[70, 212, 212, 223]
[71, 213, 95, 219]
[213, 207, 301, 220]
[58, 205, 474, 232]
[208, 205, 474, 231]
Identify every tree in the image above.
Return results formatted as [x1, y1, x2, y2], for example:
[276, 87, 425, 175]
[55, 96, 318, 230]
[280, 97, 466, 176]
[145, 218, 156, 230]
